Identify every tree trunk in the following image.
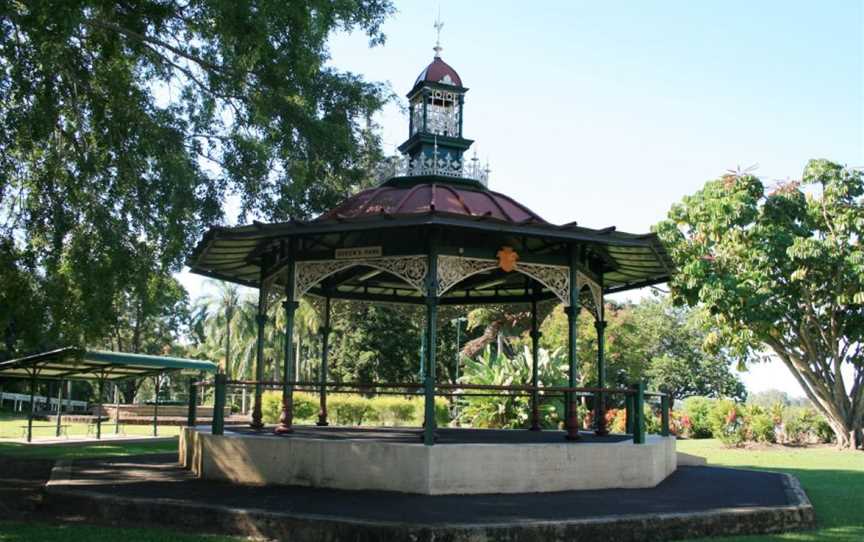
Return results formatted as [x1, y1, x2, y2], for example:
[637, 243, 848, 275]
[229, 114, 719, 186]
[769, 343, 863, 449]
[462, 321, 502, 359]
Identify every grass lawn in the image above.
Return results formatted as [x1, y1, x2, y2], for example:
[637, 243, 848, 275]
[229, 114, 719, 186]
[0, 522, 239, 542]
[0, 412, 182, 440]
[0, 438, 178, 460]
[680, 439, 864, 542]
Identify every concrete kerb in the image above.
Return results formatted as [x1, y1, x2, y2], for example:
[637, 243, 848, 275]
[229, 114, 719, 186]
[43, 459, 816, 542]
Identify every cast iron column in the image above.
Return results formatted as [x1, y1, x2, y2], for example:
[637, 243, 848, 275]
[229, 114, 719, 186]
[565, 245, 581, 441]
[317, 295, 331, 426]
[275, 240, 298, 434]
[187, 378, 198, 427]
[423, 238, 439, 446]
[250, 281, 268, 430]
[594, 319, 609, 436]
[529, 298, 542, 431]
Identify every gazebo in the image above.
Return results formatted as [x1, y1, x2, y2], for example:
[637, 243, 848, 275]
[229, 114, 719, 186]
[184, 44, 675, 494]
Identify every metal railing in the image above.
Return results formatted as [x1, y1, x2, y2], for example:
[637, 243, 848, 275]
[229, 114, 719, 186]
[191, 376, 671, 444]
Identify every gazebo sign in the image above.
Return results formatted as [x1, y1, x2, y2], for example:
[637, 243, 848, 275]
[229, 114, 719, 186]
[335, 246, 383, 259]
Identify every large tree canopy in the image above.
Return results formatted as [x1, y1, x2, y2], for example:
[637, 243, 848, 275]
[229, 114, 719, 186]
[0, 0, 393, 354]
[656, 159, 864, 449]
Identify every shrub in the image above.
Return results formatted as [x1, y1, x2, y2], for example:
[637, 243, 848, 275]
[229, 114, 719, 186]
[709, 398, 745, 447]
[331, 395, 377, 426]
[370, 396, 416, 426]
[814, 417, 834, 443]
[748, 413, 776, 443]
[607, 408, 626, 433]
[682, 396, 715, 438]
[782, 407, 822, 444]
[261, 391, 318, 424]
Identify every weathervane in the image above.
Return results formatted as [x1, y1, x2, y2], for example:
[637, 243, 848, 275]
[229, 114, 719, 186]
[433, 10, 444, 58]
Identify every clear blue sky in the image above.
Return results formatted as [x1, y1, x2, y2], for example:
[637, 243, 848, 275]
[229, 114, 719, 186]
[178, 0, 863, 397]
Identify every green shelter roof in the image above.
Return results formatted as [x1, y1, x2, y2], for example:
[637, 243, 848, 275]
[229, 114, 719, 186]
[0, 347, 217, 381]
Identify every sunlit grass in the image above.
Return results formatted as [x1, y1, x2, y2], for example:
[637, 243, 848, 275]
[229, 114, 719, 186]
[0, 413, 181, 440]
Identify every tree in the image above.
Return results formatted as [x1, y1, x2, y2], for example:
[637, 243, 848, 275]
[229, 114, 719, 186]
[0, 0, 393, 354]
[632, 297, 746, 407]
[197, 282, 241, 376]
[533, 297, 745, 406]
[656, 159, 864, 449]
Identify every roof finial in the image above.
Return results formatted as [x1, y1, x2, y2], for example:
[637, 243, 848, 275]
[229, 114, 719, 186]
[433, 8, 444, 58]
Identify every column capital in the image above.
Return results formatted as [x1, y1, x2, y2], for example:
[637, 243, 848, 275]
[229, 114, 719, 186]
[282, 300, 300, 311]
[564, 305, 579, 318]
[594, 319, 608, 331]
[319, 326, 332, 336]
[530, 330, 542, 341]
[255, 314, 268, 326]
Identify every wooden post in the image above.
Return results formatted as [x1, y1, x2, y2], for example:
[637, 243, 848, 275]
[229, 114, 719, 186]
[317, 295, 331, 426]
[529, 297, 542, 431]
[213, 373, 226, 436]
[661, 393, 670, 437]
[55, 379, 64, 437]
[565, 245, 581, 441]
[187, 378, 198, 427]
[114, 383, 120, 434]
[423, 237, 439, 446]
[276, 240, 297, 434]
[594, 319, 609, 436]
[633, 381, 645, 444]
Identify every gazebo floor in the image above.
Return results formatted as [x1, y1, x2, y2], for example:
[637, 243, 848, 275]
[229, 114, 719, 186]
[45, 453, 814, 542]
[225, 424, 633, 444]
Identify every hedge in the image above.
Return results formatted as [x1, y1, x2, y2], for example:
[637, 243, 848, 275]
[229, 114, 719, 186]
[261, 390, 450, 427]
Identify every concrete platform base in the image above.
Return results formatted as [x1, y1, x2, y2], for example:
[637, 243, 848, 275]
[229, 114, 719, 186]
[45, 454, 815, 542]
[180, 425, 677, 494]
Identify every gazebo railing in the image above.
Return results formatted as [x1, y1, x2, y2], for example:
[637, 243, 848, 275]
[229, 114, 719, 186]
[193, 377, 671, 444]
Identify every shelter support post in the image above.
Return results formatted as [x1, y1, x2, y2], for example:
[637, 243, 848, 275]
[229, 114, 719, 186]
[96, 376, 105, 440]
[213, 373, 226, 435]
[565, 245, 581, 441]
[27, 372, 36, 443]
[661, 393, 670, 437]
[152, 373, 161, 437]
[423, 243, 439, 445]
[251, 280, 268, 430]
[594, 319, 608, 436]
[529, 298, 541, 431]
[55, 379, 64, 437]
[633, 381, 645, 444]
[187, 378, 198, 427]
[276, 241, 298, 434]
[114, 383, 120, 434]
[317, 295, 331, 426]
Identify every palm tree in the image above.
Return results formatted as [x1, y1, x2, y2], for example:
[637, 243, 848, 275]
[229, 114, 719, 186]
[199, 281, 243, 377]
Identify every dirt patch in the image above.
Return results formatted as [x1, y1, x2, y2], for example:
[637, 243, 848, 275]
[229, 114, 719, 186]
[0, 456, 55, 518]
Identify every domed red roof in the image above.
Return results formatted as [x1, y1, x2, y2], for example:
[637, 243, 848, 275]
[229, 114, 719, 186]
[414, 57, 463, 87]
[317, 183, 545, 224]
